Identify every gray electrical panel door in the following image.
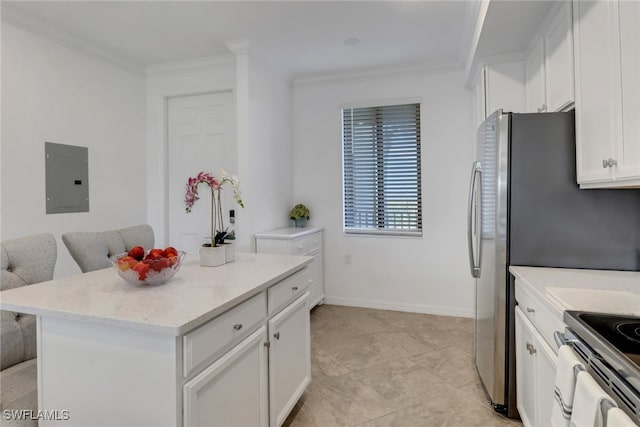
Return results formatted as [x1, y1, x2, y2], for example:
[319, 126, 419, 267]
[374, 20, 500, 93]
[45, 142, 89, 214]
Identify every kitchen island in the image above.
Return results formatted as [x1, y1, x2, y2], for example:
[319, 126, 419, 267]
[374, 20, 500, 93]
[0, 252, 312, 427]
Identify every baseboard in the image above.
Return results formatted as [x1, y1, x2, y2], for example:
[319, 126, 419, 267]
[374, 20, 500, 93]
[322, 296, 474, 319]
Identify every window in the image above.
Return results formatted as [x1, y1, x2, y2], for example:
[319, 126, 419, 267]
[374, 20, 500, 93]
[342, 103, 422, 235]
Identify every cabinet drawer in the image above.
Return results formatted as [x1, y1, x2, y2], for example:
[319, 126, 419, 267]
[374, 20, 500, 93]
[183, 292, 266, 377]
[515, 280, 564, 352]
[290, 238, 306, 255]
[305, 232, 322, 253]
[268, 268, 309, 315]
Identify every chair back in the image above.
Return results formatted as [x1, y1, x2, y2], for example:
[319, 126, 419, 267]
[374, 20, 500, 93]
[62, 224, 154, 273]
[1, 233, 56, 370]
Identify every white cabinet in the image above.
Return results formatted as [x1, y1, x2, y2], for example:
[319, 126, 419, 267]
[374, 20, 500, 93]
[514, 278, 565, 427]
[515, 306, 537, 427]
[574, 0, 640, 188]
[543, 1, 574, 112]
[525, 39, 546, 114]
[183, 327, 269, 427]
[515, 306, 558, 427]
[268, 293, 311, 427]
[524, 2, 574, 114]
[484, 61, 527, 117]
[186, 282, 311, 427]
[256, 227, 324, 308]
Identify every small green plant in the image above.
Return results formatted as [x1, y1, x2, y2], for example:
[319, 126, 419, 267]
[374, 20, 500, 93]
[290, 204, 310, 220]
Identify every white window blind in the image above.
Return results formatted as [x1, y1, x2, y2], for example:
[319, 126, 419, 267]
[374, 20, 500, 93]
[342, 103, 422, 235]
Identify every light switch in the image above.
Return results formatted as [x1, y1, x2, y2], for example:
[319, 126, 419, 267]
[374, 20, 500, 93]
[45, 142, 89, 214]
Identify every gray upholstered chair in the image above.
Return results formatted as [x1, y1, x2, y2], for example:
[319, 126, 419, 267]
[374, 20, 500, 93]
[62, 224, 154, 273]
[0, 233, 57, 427]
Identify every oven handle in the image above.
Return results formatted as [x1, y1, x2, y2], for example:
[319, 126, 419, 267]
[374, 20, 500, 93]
[554, 330, 566, 348]
[554, 330, 580, 349]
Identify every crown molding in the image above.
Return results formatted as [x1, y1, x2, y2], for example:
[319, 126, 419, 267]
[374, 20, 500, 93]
[145, 54, 236, 77]
[1, 3, 144, 76]
[225, 37, 292, 85]
[293, 59, 463, 87]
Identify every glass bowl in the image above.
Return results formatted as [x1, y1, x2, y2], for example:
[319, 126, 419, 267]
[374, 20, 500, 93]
[110, 250, 186, 285]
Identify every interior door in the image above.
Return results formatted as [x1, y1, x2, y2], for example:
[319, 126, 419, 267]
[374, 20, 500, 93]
[167, 92, 236, 251]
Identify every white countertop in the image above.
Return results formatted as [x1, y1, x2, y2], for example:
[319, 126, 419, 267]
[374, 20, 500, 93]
[510, 266, 640, 319]
[254, 226, 323, 240]
[0, 252, 311, 336]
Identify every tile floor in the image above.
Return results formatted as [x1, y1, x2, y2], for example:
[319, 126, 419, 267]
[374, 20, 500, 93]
[283, 304, 523, 427]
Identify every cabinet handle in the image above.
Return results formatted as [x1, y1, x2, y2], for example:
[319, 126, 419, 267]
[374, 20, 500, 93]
[274, 332, 280, 340]
[526, 307, 535, 313]
[541, 104, 547, 112]
[292, 286, 299, 291]
[603, 158, 618, 168]
[233, 324, 243, 331]
[526, 343, 537, 355]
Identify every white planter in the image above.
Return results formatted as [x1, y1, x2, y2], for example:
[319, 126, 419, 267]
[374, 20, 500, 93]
[224, 242, 235, 263]
[199, 245, 225, 267]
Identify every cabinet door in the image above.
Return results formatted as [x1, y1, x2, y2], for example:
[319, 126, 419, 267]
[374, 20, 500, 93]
[573, 0, 621, 184]
[536, 336, 558, 427]
[544, 1, 574, 112]
[616, 0, 640, 182]
[485, 62, 527, 116]
[515, 307, 537, 427]
[268, 293, 311, 427]
[525, 39, 546, 113]
[183, 327, 268, 427]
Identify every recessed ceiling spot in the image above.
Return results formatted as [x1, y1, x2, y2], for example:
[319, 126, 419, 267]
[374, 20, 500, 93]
[344, 37, 360, 46]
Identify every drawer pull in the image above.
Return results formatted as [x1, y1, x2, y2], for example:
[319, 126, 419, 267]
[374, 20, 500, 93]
[292, 286, 299, 291]
[233, 324, 243, 331]
[274, 332, 280, 340]
[526, 343, 536, 355]
[526, 307, 535, 313]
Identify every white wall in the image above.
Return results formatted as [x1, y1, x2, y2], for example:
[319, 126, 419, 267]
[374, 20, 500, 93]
[1, 23, 146, 278]
[145, 57, 236, 247]
[292, 68, 476, 317]
[232, 43, 293, 251]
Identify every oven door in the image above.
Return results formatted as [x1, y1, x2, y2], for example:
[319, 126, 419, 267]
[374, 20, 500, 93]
[556, 328, 640, 424]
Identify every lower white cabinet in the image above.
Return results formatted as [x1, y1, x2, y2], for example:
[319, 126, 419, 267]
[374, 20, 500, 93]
[515, 306, 557, 427]
[268, 293, 311, 427]
[183, 327, 269, 427]
[184, 289, 311, 427]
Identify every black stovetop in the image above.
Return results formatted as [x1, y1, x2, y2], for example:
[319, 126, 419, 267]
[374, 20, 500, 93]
[564, 311, 640, 389]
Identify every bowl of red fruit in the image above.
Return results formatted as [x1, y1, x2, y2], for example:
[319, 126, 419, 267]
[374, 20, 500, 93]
[111, 246, 186, 286]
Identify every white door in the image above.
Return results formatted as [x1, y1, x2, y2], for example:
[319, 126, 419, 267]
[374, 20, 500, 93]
[183, 326, 269, 427]
[515, 306, 537, 427]
[168, 92, 236, 251]
[268, 293, 311, 427]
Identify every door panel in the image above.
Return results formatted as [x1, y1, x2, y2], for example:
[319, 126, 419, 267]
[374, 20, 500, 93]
[168, 92, 235, 251]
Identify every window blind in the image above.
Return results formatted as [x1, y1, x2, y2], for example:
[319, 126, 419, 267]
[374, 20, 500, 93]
[342, 103, 422, 235]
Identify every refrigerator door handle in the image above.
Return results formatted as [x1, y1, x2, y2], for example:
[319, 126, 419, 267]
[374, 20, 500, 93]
[467, 161, 482, 278]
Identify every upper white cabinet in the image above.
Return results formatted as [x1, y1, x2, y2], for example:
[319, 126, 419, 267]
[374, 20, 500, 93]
[544, 2, 574, 112]
[525, 39, 546, 114]
[484, 61, 527, 118]
[574, 0, 640, 188]
[472, 60, 526, 130]
[525, 1, 574, 113]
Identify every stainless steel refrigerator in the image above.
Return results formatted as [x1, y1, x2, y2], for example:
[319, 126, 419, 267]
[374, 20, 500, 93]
[467, 109, 640, 417]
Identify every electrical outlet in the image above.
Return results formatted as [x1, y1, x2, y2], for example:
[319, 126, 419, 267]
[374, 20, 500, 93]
[344, 254, 352, 265]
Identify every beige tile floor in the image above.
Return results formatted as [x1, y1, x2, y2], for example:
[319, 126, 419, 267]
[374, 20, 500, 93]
[284, 304, 523, 427]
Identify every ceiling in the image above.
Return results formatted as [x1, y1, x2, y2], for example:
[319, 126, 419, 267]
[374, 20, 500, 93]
[2, 1, 474, 77]
[1, 1, 556, 79]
